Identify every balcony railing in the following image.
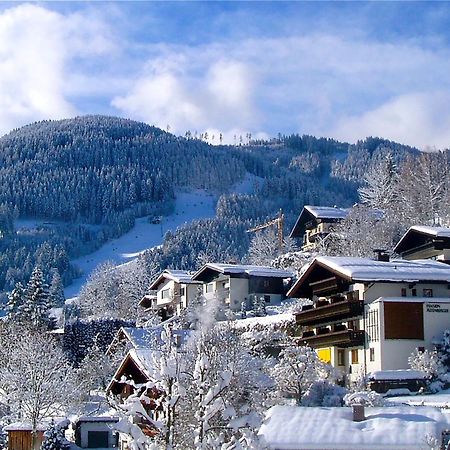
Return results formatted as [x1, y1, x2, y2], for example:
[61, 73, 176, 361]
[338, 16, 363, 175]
[296, 298, 363, 326]
[298, 329, 365, 348]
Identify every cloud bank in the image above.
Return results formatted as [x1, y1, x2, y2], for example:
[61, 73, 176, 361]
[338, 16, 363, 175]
[1, 3, 450, 149]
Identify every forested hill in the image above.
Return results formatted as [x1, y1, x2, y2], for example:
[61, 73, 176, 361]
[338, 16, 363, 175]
[0, 115, 420, 298]
[0, 116, 244, 223]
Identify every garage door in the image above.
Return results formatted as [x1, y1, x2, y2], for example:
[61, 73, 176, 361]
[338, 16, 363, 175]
[88, 431, 109, 448]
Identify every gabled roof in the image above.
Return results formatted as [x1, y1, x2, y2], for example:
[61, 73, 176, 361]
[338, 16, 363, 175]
[149, 269, 200, 290]
[290, 205, 349, 238]
[192, 263, 294, 281]
[394, 225, 450, 254]
[288, 256, 450, 298]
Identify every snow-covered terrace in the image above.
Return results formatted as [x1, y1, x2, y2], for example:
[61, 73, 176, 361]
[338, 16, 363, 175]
[259, 405, 450, 450]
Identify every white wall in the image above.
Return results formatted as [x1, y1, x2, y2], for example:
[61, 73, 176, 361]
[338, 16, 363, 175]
[78, 422, 116, 448]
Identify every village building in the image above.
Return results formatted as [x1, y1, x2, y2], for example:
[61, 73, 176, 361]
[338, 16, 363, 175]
[394, 225, 450, 262]
[289, 205, 349, 251]
[142, 269, 201, 320]
[5, 423, 46, 450]
[73, 417, 118, 449]
[191, 263, 294, 312]
[259, 404, 450, 450]
[288, 255, 450, 384]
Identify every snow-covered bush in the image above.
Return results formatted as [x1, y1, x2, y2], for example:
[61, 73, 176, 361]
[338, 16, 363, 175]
[302, 380, 347, 407]
[408, 347, 447, 393]
[0, 424, 7, 450]
[40, 420, 70, 450]
[344, 391, 385, 407]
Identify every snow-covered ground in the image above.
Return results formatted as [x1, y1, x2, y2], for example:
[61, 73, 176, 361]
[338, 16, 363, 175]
[386, 388, 450, 409]
[64, 190, 216, 299]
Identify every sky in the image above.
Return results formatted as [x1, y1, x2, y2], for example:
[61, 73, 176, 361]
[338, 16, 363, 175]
[1, 2, 450, 149]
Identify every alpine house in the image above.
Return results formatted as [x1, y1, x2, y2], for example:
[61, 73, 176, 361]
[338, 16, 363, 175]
[288, 254, 450, 386]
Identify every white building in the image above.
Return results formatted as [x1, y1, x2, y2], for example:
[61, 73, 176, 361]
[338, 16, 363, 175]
[192, 263, 294, 312]
[289, 255, 450, 384]
[259, 405, 450, 450]
[143, 269, 201, 320]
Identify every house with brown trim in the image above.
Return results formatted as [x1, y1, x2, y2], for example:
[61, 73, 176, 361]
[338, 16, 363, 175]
[288, 254, 450, 384]
[394, 225, 450, 262]
[289, 206, 349, 251]
[191, 263, 294, 312]
[143, 269, 201, 320]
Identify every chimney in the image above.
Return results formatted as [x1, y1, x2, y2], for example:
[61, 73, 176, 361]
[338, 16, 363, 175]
[353, 404, 365, 422]
[373, 249, 390, 262]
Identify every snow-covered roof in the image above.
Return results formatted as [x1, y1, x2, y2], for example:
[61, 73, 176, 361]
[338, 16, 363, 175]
[368, 369, 428, 381]
[192, 263, 294, 280]
[259, 405, 450, 450]
[75, 416, 119, 423]
[304, 205, 349, 219]
[394, 225, 450, 254]
[408, 225, 450, 238]
[149, 269, 200, 290]
[120, 327, 162, 349]
[4, 422, 48, 431]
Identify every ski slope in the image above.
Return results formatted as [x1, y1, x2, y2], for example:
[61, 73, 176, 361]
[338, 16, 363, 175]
[62, 172, 261, 299]
[64, 190, 216, 299]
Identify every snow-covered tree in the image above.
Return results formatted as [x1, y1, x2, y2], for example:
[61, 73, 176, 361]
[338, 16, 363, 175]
[48, 269, 65, 308]
[5, 281, 25, 320]
[19, 265, 51, 328]
[40, 420, 70, 450]
[358, 152, 398, 209]
[0, 326, 82, 443]
[0, 424, 7, 450]
[247, 228, 279, 266]
[270, 342, 337, 405]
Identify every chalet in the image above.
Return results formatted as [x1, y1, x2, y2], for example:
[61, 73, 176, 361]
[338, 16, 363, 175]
[143, 270, 201, 320]
[289, 206, 349, 251]
[394, 225, 450, 262]
[191, 263, 294, 312]
[288, 255, 450, 383]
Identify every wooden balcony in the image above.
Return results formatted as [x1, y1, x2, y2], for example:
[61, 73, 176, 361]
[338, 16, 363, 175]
[296, 298, 363, 326]
[298, 329, 365, 348]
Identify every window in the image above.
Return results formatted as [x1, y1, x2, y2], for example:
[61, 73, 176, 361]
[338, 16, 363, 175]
[180, 287, 185, 296]
[401, 288, 407, 297]
[418, 346, 425, 353]
[412, 288, 417, 297]
[348, 320, 359, 331]
[351, 349, 359, 364]
[264, 294, 271, 303]
[423, 289, 433, 298]
[161, 289, 170, 299]
[205, 283, 214, 294]
[337, 349, 345, 366]
[369, 348, 375, 362]
[366, 309, 379, 342]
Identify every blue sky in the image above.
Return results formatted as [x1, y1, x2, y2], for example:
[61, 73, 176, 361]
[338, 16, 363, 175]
[1, 2, 450, 148]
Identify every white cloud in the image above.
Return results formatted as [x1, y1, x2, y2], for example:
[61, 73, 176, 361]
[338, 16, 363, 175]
[112, 33, 450, 148]
[0, 4, 115, 136]
[329, 91, 450, 150]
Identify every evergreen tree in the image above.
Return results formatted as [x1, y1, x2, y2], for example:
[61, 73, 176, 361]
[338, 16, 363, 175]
[6, 282, 25, 319]
[40, 421, 70, 450]
[20, 266, 51, 328]
[48, 269, 65, 308]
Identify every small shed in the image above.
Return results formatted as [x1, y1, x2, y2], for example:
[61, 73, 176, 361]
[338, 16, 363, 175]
[4, 423, 46, 450]
[74, 416, 119, 448]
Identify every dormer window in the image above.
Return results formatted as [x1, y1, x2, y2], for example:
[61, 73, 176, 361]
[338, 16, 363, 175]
[423, 289, 433, 298]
